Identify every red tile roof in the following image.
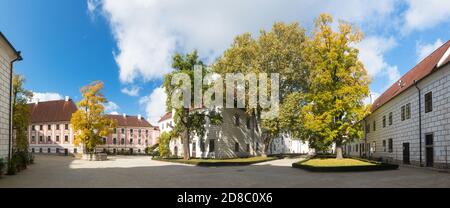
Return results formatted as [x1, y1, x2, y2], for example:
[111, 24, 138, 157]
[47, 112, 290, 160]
[371, 40, 450, 112]
[158, 112, 172, 123]
[28, 99, 78, 123]
[107, 114, 153, 128]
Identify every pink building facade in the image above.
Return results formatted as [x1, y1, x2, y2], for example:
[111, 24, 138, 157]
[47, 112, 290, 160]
[28, 98, 159, 155]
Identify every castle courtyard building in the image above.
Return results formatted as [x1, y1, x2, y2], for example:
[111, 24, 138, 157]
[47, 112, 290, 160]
[0, 32, 22, 162]
[346, 40, 450, 169]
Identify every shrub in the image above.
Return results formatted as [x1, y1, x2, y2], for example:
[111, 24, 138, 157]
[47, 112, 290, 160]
[158, 132, 171, 158]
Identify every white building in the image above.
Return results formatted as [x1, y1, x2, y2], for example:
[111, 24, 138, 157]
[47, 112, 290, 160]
[346, 40, 450, 168]
[0, 32, 22, 162]
[158, 108, 264, 159]
[269, 134, 314, 155]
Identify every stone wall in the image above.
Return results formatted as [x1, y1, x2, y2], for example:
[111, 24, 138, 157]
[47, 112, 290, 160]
[0, 38, 13, 160]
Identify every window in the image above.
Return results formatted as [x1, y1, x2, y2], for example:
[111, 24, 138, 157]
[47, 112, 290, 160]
[47, 136, 51, 142]
[39, 125, 43, 130]
[425, 134, 433, 146]
[138, 139, 141, 145]
[388, 139, 393, 153]
[209, 140, 215, 152]
[246, 118, 251, 129]
[102, 138, 107, 144]
[401, 105, 406, 121]
[234, 142, 239, 152]
[146, 130, 149, 136]
[74, 148, 77, 153]
[56, 125, 60, 130]
[138, 129, 142, 136]
[113, 138, 117, 145]
[65, 124, 69, 130]
[234, 114, 240, 126]
[373, 120, 376, 131]
[371, 141, 376, 153]
[200, 141, 205, 152]
[121, 138, 125, 145]
[425, 92, 433, 113]
[48, 125, 51, 130]
[56, 136, 60, 142]
[114, 128, 117, 134]
[32, 125, 35, 131]
[388, 112, 393, 125]
[406, 103, 411, 119]
[32, 148, 35, 153]
[64, 135, 69, 142]
[130, 129, 134, 135]
[56, 148, 60, 153]
[48, 148, 51, 153]
[121, 128, 125, 134]
[130, 139, 133, 144]
[382, 116, 386, 128]
[39, 136, 43, 142]
[31, 136, 35, 142]
[383, 140, 386, 152]
[39, 148, 42, 153]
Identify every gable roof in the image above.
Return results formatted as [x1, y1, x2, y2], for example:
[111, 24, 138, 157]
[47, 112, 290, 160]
[107, 114, 153, 128]
[371, 40, 450, 112]
[28, 99, 78, 123]
[0, 31, 22, 60]
[158, 112, 172, 123]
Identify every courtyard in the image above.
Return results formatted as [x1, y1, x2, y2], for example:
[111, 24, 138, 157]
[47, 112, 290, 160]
[1, 155, 450, 188]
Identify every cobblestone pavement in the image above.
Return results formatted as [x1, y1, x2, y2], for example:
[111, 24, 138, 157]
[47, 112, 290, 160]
[1, 155, 449, 188]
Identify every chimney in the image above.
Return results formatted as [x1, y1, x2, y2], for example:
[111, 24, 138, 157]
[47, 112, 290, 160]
[138, 114, 142, 120]
[65, 96, 70, 102]
[123, 113, 126, 118]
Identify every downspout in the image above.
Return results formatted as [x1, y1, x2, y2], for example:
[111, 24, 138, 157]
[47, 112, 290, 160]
[8, 51, 22, 167]
[414, 80, 423, 167]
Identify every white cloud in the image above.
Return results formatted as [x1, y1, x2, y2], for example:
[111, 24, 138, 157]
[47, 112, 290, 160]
[416, 39, 444, 62]
[121, 86, 140, 96]
[89, 0, 397, 83]
[139, 86, 167, 125]
[357, 36, 400, 85]
[109, 111, 119, 115]
[30, 92, 64, 103]
[403, 0, 450, 32]
[364, 91, 381, 105]
[104, 101, 119, 113]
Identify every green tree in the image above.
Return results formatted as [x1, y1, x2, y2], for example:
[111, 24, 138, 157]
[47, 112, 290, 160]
[163, 51, 222, 160]
[12, 74, 33, 152]
[302, 14, 370, 159]
[71, 81, 117, 154]
[213, 22, 308, 153]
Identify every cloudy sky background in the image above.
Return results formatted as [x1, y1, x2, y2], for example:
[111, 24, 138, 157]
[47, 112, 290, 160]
[2, 0, 449, 124]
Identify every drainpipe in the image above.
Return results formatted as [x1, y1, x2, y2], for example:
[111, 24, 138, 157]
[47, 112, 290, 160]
[8, 51, 23, 167]
[414, 80, 423, 167]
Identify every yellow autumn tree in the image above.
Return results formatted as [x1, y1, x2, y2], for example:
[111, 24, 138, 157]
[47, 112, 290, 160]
[302, 14, 370, 159]
[71, 81, 117, 154]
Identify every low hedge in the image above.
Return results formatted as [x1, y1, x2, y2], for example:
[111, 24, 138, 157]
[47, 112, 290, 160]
[292, 156, 399, 172]
[154, 157, 277, 167]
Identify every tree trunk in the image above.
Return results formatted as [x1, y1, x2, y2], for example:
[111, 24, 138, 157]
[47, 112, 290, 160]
[182, 108, 190, 160]
[182, 128, 190, 160]
[335, 142, 343, 160]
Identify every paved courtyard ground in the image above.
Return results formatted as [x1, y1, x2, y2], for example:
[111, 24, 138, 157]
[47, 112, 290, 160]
[1, 155, 450, 188]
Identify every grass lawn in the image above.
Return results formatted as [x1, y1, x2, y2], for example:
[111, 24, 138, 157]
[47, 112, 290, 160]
[301, 158, 377, 167]
[155, 156, 277, 166]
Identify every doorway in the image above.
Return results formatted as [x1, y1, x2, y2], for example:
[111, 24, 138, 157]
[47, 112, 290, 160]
[403, 143, 410, 164]
[425, 134, 434, 167]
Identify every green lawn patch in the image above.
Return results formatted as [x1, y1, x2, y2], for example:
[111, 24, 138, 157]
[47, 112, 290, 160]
[154, 156, 277, 166]
[292, 157, 398, 172]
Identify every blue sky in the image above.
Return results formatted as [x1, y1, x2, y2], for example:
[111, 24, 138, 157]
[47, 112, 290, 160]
[1, 0, 449, 124]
